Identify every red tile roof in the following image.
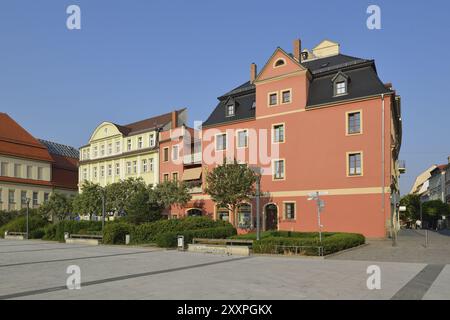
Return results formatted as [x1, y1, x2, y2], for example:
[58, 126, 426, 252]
[113, 108, 186, 136]
[0, 113, 53, 162]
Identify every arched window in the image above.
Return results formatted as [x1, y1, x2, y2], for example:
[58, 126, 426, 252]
[274, 58, 286, 67]
[186, 208, 202, 217]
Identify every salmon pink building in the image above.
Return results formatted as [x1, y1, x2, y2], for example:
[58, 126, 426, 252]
[163, 39, 403, 239]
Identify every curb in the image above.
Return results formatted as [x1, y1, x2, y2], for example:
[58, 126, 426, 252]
[324, 243, 369, 259]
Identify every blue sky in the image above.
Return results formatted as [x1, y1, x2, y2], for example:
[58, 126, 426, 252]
[0, 0, 449, 194]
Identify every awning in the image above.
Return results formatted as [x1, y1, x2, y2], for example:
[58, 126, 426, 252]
[182, 167, 202, 181]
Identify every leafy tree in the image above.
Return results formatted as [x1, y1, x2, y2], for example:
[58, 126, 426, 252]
[151, 181, 192, 209]
[205, 159, 257, 227]
[72, 181, 104, 219]
[399, 194, 421, 223]
[105, 178, 147, 214]
[38, 192, 74, 222]
[123, 184, 162, 224]
[422, 200, 450, 227]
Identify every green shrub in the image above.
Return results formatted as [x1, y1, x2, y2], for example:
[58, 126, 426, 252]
[30, 228, 46, 239]
[252, 233, 365, 256]
[0, 215, 49, 238]
[42, 224, 57, 240]
[130, 217, 231, 244]
[103, 222, 135, 245]
[155, 226, 237, 248]
[44, 220, 103, 241]
[231, 231, 337, 240]
[321, 233, 365, 255]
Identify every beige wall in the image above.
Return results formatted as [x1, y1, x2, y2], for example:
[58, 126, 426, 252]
[0, 155, 51, 181]
[79, 122, 160, 190]
[0, 182, 52, 211]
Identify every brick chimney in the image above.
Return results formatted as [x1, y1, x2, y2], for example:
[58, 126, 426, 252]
[171, 110, 178, 129]
[293, 39, 301, 62]
[250, 63, 257, 83]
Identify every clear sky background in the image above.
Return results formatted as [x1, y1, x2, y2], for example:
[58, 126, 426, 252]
[0, 0, 449, 194]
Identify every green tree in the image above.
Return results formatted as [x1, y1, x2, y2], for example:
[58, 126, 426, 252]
[72, 181, 104, 219]
[38, 192, 74, 222]
[123, 184, 162, 224]
[105, 177, 147, 214]
[422, 200, 450, 227]
[399, 194, 421, 223]
[151, 181, 192, 209]
[205, 159, 256, 227]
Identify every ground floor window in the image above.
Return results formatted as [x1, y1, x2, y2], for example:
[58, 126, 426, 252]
[187, 208, 202, 217]
[284, 202, 296, 220]
[217, 207, 229, 222]
[238, 203, 252, 229]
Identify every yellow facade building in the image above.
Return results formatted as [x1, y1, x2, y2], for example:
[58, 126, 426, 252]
[79, 109, 186, 189]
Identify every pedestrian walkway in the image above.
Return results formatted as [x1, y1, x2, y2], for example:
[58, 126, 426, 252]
[329, 229, 450, 264]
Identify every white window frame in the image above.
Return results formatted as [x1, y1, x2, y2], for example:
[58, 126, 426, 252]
[172, 145, 179, 161]
[149, 133, 156, 147]
[272, 159, 285, 181]
[272, 123, 285, 144]
[236, 129, 248, 149]
[215, 133, 227, 151]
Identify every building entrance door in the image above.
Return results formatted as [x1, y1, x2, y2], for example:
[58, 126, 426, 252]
[265, 204, 278, 230]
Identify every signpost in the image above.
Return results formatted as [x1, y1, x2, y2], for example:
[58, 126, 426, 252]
[307, 191, 328, 243]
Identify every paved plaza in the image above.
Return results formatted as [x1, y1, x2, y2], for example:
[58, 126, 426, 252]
[0, 230, 449, 300]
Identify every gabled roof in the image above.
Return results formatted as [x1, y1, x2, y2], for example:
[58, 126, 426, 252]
[203, 50, 390, 126]
[431, 164, 448, 174]
[254, 47, 306, 83]
[0, 113, 53, 162]
[114, 108, 186, 136]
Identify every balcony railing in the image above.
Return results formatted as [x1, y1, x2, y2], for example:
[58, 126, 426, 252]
[185, 179, 202, 194]
[398, 160, 406, 174]
[183, 152, 202, 165]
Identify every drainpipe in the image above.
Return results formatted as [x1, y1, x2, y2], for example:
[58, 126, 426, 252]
[382, 93, 396, 246]
[381, 93, 385, 217]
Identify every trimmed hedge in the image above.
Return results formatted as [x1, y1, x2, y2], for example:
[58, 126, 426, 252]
[252, 233, 365, 256]
[103, 217, 232, 245]
[43, 220, 103, 242]
[0, 215, 49, 239]
[231, 231, 338, 240]
[155, 226, 237, 248]
[103, 222, 135, 245]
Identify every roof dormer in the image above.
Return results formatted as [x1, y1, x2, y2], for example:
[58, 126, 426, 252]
[332, 71, 350, 97]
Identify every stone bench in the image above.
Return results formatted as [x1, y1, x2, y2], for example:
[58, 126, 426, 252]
[4, 231, 26, 240]
[188, 238, 252, 256]
[65, 234, 103, 246]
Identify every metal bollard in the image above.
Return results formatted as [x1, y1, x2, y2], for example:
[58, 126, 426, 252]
[125, 234, 130, 245]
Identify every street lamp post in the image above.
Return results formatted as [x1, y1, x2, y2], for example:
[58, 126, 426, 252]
[307, 191, 328, 243]
[250, 166, 262, 241]
[101, 191, 106, 232]
[25, 197, 30, 239]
